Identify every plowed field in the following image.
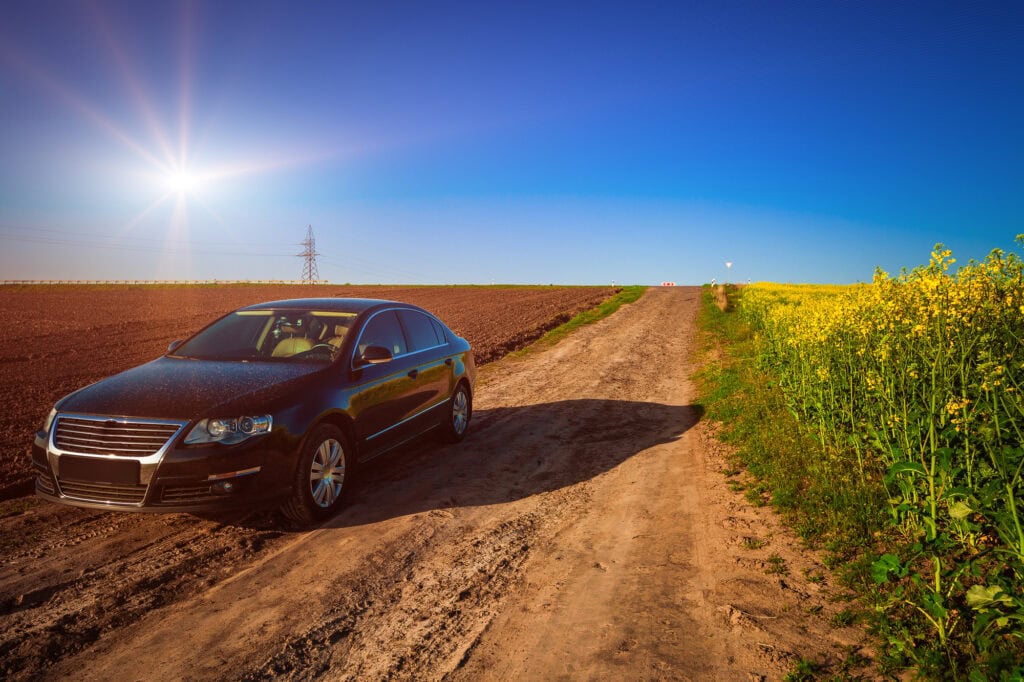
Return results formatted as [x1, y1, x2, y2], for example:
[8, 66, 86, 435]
[0, 284, 613, 495]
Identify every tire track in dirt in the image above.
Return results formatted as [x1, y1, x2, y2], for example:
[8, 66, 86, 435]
[0, 505, 285, 678]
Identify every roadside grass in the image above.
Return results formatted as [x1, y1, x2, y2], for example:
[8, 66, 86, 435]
[695, 285, 887, 673]
[695, 285, 884, 554]
[512, 285, 647, 355]
[475, 286, 646, 385]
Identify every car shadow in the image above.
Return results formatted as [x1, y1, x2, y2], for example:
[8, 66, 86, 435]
[312, 398, 703, 531]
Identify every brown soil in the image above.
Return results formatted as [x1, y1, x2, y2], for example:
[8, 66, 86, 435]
[0, 284, 613, 494]
[0, 287, 870, 680]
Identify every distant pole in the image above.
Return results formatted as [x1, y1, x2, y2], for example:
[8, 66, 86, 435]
[298, 225, 321, 284]
[725, 261, 733, 284]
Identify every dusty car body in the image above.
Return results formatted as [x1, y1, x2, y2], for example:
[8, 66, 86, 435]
[31, 298, 474, 522]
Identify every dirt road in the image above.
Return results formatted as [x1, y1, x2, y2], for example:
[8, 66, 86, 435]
[0, 287, 866, 680]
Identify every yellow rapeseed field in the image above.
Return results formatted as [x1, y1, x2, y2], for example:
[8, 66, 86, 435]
[739, 242, 1024, 668]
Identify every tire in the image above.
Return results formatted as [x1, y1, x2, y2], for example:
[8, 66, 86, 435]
[440, 382, 471, 443]
[281, 424, 352, 524]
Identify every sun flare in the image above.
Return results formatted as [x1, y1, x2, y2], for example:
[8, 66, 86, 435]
[166, 169, 198, 195]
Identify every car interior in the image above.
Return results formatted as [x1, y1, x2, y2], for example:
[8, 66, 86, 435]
[262, 312, 356, 359]
[271, 324, 313, 357]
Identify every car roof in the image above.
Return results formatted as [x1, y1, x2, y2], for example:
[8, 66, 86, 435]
[238, 298, 425, 315]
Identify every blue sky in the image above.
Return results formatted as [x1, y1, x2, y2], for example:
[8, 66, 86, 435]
[1, 1, 1021, 284]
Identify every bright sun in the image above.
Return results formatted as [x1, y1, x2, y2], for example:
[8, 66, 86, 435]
[166, 170, 198, 195]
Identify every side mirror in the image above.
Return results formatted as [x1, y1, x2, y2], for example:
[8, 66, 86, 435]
[359, 345, 393, 365]
[168, 339, 184, 353]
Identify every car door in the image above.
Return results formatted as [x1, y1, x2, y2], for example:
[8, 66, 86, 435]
[349, 310, 421, 455]
[396, 309, 452, 431]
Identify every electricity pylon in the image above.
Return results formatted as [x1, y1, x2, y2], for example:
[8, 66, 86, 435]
[298, 225, 321, 284]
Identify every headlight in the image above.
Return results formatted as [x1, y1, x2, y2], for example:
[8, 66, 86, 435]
[43, 407, 57, 434]
[184, 415, 273, 445]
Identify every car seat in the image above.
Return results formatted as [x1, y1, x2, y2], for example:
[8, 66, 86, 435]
[271, 325, 313, 357]
[325, 323, 350, 349]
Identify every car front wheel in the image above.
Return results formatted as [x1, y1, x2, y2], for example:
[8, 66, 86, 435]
[282, 424, 352, 524]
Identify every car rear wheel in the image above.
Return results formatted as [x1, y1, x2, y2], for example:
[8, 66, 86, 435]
[282, 424, 352, 524]
[440, 382, 471, 443]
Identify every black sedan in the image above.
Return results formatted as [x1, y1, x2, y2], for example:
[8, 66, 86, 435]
[31, 298, 475, 523]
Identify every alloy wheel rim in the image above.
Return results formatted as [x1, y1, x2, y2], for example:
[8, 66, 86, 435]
[309, 438, 345, 508]
[452, 390, 468, 435]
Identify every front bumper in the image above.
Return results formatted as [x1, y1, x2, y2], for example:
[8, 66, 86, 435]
[31, 426, 297, 513]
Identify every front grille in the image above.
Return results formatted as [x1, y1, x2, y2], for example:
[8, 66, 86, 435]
[54, 416, 182, 457]
[58, 479, 148, 504]
[160, 484, 215, 504]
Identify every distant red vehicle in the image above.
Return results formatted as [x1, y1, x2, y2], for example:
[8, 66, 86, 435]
[660, 281, 676, 287]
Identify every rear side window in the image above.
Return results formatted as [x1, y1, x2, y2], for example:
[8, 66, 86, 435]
[399, 310, 441, 351]
[430, 318, 448, 344]
[358, 311, 407, 357]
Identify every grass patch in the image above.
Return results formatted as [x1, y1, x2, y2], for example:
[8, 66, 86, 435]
[830, 609, 858, 627]
[744, 482, 770, 507]
[766, 553, 789, 575]
[782, 657, 820, 682]
[803, 568, 825, 584]
[477, 286, 648, 386]
[742, 536, 768, 550]
[513, 285, 647, 355]
[695, 285, 885, 551]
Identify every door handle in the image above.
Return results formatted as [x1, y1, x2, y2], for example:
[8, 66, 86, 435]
[444, 358, 452, 366]
[408, 369, 419, 378]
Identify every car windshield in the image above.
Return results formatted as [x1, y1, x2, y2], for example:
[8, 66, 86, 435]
[173, 309, 357, 362]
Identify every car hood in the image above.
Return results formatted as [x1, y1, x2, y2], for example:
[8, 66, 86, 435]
[57, 357, 328, 420]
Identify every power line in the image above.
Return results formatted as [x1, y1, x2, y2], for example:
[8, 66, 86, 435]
[0, 223, 435, 282]
[0, 223, 295, 248]
[318, 254, 433, 283]
[0, 232, 291, 258]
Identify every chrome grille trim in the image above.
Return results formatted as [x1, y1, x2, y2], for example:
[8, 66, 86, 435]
[36, 476, 56, 495]
[59, 479, 147, 504]
[160, 484, 216, 504]
[47, 413, 190, 495]
[55, 416, 182, 457]
[33, 462, 57, 495]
